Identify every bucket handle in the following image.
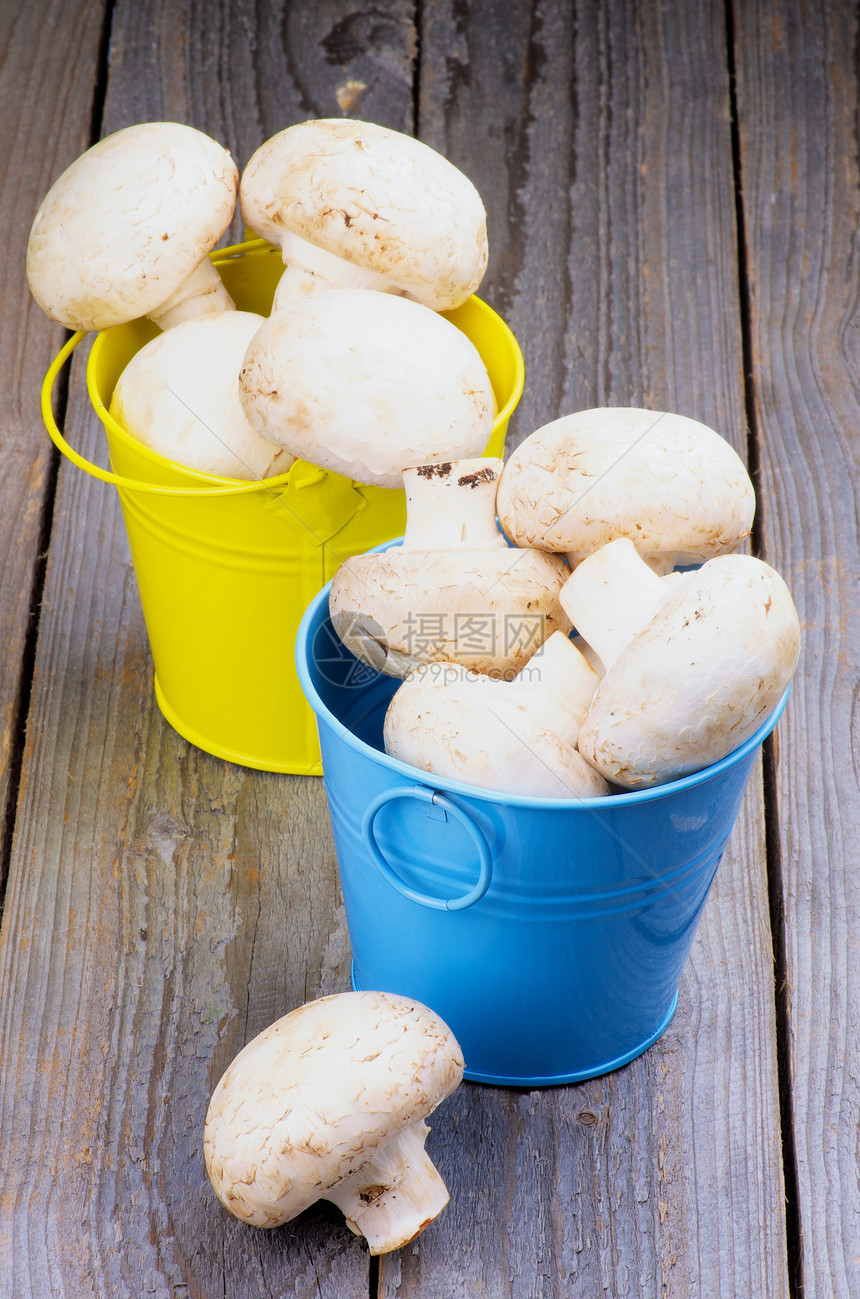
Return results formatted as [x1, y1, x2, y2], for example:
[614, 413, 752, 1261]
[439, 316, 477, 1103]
[361, 786, 493, 912]
[41, 330, 299, 498]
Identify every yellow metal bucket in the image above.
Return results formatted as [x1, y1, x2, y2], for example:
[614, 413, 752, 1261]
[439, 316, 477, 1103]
[41, 240, 524, 774]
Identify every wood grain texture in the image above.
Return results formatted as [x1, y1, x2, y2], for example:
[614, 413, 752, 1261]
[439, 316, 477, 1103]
[733, 2, 860, 1295]
[101, 0, 416, 224]
[379, 2, 792, 1294]
[0, 0, 109, 877]
[0, 2, 417, 1296]
[419, 0, 754, 455]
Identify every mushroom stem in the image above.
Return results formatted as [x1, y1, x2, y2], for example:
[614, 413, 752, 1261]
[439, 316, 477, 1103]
[330, 455, 572, 679]
[575, 552, 801, 788]
[560, 537, 668, 673]
[402, 458, 507, 550]
[273, 230, 403, 307]
[324, 1119, 449, 1256]
[506, 631, 600, 741]
[148, 256, 236, 330]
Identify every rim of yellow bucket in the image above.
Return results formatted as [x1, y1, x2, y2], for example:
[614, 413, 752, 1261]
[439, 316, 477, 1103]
[40, 239, 526, 499]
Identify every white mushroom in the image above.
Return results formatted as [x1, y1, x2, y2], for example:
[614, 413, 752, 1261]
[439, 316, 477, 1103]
[384, 632, 610, 798]
[559, 534, 671, 676]
[496, 407, 756, 574]
[238, 290, 495, 487]
[329, 458, 572, 678]
[27, 121, 238, 331]
[561, 538, 801, 788]
[240, 118, 488, 310]
[109, 312, 294, 479]
[203, 991, 464, 1255]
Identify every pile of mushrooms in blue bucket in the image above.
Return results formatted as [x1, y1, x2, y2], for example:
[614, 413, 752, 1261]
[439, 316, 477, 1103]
[29, 117, 800, 1257]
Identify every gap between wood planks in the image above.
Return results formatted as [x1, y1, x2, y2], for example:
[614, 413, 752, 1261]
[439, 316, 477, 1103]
[0, 0, 115, 916]
[725, 1, 803, 1295]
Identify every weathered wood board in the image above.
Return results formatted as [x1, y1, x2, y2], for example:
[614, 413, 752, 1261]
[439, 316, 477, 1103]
[734, 2, 860, 1296]
[0, 0, 110, 875]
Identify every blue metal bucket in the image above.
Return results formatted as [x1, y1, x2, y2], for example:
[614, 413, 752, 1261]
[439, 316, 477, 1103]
[296, 577, 788, 1088]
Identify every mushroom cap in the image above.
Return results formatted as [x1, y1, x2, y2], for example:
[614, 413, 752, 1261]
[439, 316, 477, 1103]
[576, 553, 801, 788]
[238, 288, 495, 487]
[496, 407, 755, 570]
[329, 546, 572, 677]
[203, 991, 464, 1229]
[383, 660, 610, 798]
[240, 118, 488, 311]
[27, 122, 238, 331]
[109, 311, 294, 480]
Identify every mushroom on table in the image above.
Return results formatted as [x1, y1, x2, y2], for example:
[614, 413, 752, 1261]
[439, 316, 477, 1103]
[203, 991, 464, 1255]
[27, 121, 238, 332]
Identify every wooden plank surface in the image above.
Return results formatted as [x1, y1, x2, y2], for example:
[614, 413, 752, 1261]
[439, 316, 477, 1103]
[1, 0, 838, 1295]
[734, 2, 860, 1296]
[0, 0, 109, 874]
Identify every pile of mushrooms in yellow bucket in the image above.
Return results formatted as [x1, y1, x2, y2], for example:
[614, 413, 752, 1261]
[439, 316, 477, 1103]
[35, 119, 523, 778]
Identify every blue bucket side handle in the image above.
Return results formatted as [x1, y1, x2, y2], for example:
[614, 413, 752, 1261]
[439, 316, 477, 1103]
[361, 786, 493, 911]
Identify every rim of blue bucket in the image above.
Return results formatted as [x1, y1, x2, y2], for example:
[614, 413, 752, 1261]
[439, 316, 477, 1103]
[295, 550, 791, 811]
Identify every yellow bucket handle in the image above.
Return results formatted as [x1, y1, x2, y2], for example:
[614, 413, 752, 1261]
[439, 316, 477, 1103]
[40, 330, 301, 498]
[40, 238, 302, 499]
